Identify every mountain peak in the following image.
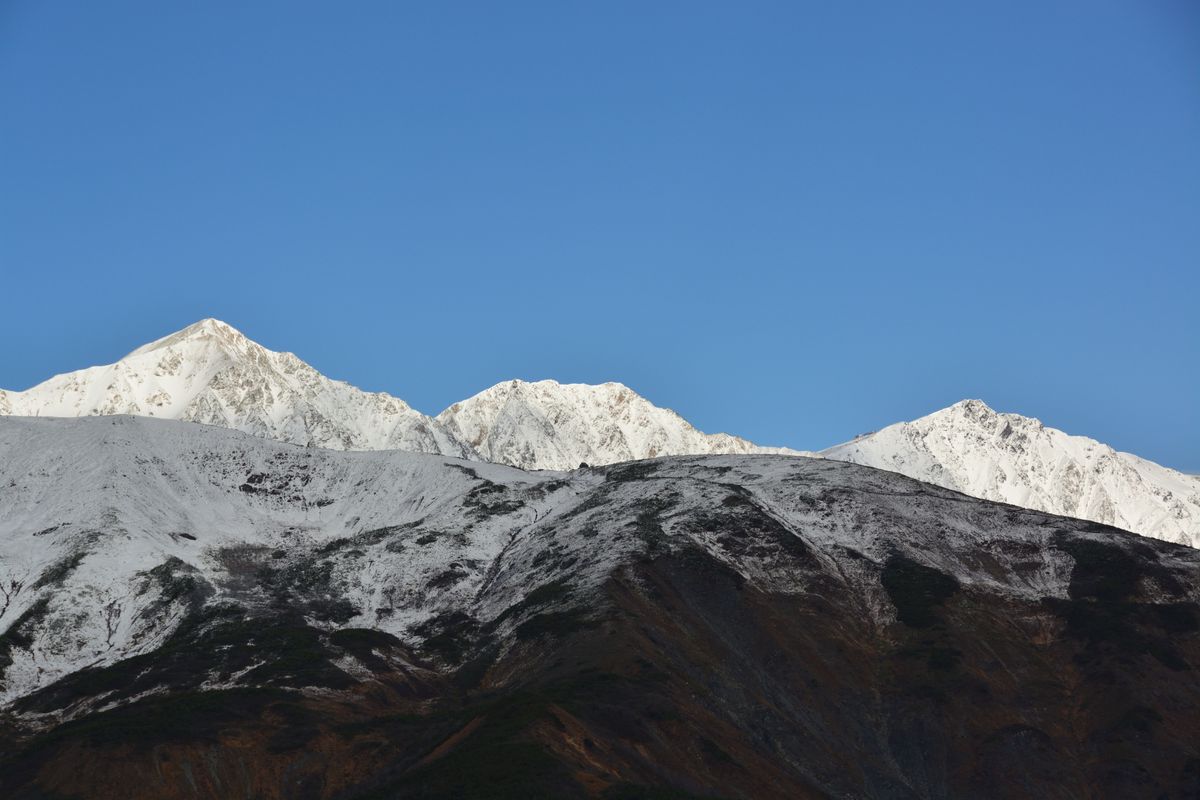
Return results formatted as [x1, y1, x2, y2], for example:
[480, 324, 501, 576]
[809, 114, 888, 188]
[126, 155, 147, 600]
[437, 378, 788, 471]
[124, 317, 252, 359]
[822, 399, 1200, 547]
[3, 320, 475, 457]
[941, 398, 999, 419]
[949, 397, 992, 412]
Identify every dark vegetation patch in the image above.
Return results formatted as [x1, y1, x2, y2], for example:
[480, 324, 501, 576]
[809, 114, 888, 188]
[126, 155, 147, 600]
[1153, 603, 1200, 634]
[15, 605, 355, 714]
[970, 725, 1063, 796]
[452, 645, 500, 691]
[627, 497, 676, 555]
[329, 627, 404, 653]
[32, 552, 86, 589]
[265, 720, 320, 754]
[317, 536, 352, 554]
[463, 481, 525, 519]
[0, 597, 51, 679]
[218, 544, 273, 579]
[134, 558, 214, 633]
[353, 672, 651, 800]
[445, 464, 482, 480]
[358, 523, 418, 545]
[413, 612, 482, 664]
[604, 461, 661, 483]
[356, 691, 581, 799]
[528, 479, 569, 498]
[5, 687, 290, 763]
[445, 463, 527, 519]
[697, 736, 738, 768]
[305, 597, 359, 623]
[237, 467, 315, 500]
[490, 580, 573, 629]
[514, 610, 597, 642]
[1045, 535, 1199, 672]
[145, 557, 210, 605]
[263, 702, 323, 754]
[427, 564, 470, 590]
[1061, 537, 1145, 602]
[690, 492, 815, 565]
[880, 554, 959, 629]
[330, 627, 411, 672]
[1044, 596, 1194, 671]
[255, 554, 361, 621]
[897, 641, 962, 672]
[602, 786, 721, 800]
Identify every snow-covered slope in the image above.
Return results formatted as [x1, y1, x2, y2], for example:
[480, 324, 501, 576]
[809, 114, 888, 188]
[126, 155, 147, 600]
[0, 319, 475, 457]
[823, 399, 1200, 547]
[436, 379, 809, 471]
[0, 415, 560, 703]
[6, 413, 1196, 710]
[4, 416, 1200, 798]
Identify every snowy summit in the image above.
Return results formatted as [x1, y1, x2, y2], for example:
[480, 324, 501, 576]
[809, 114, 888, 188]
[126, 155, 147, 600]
[437, 379, 807, 471]
[0, 319, 474, 456]
[824, 399, 1200, 548]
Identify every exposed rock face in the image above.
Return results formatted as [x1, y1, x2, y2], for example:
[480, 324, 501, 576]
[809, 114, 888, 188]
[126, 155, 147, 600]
[0, 319, 475, 456]
[823, 399, 1200, 548]
[437, 378, 808, 471]
[2, 417, 1199, 799]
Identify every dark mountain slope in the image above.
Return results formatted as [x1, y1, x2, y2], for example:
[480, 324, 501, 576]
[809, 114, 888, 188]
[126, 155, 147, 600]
[0, 418, 1198, 798]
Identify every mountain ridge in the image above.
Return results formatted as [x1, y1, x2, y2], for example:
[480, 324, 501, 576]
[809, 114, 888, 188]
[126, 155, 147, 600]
[437, 377, 809, 471]
[2, 319, 1197, 547]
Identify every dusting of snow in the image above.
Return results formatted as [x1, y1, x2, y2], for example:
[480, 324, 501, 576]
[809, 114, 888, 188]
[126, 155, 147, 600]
[6, 416, 1195, 708]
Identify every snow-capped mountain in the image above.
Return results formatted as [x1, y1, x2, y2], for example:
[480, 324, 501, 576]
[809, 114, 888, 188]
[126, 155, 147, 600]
[4, 320, 1198, 552]
[822, 399, 1200, 548]
[1, 320, 798, 468]
[0, 319, 475, 457]
[436, 378, 808, 471]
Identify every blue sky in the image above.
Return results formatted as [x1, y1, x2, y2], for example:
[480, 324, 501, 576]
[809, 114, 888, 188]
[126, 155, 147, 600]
[1, 2, 1197, 470]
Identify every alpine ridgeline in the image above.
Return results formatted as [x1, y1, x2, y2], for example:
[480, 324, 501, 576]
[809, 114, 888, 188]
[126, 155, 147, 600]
[2, 416, 1200, 798]
[823, 399, 1200, 548]
[0, 320, 798, 467]
[437, 379, 807, 471]
[0, 319, 474, 456]
[3, 320, 1197, 548]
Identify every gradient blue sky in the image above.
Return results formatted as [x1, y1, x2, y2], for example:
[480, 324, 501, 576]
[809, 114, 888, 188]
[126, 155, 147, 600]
[1, 2, 1197, 469]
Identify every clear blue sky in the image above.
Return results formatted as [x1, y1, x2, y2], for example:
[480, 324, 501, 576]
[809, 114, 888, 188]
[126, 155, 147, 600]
[1, 2, 1197, 470]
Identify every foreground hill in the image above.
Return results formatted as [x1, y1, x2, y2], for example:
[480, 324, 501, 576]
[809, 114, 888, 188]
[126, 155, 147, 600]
[1, 417, 1199, 799]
